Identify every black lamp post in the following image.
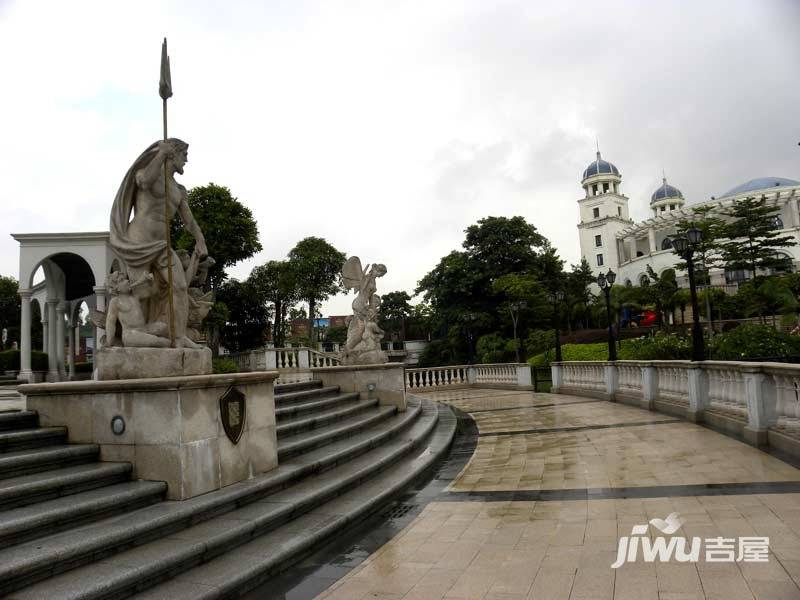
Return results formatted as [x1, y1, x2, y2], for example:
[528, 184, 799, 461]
[671, 227, 705, 361]
[546, 291, 565, 362]
[597, 269, 617, 361]
[509, 301, 527, 363]
[463, 313, 477, 364]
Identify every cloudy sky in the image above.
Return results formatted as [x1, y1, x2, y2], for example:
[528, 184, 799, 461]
[1, 0, 798, 315]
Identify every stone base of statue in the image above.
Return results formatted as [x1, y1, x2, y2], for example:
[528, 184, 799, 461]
[20, 371, 278, 500]
[95, 347, 212, 381]
[339, 349, 388, 366]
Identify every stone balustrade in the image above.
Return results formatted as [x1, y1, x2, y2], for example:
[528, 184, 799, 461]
[227, 347, 340, 375]
[406, 363, 532, 391]
[551, 359, 800, 455]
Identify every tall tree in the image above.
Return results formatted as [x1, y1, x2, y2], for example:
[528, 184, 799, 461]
[378, 291, 413, 341]
[719, 196, 796, 281]
[288, 237, 346, 344]
[249, 260, 299, 347]
[215, 279, 270, 353]
[416, 216, 555, 363]
[172, 183, 262, 291]
[0, 276, 21, 350]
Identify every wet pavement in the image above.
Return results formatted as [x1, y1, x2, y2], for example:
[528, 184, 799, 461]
[272, 389, 800, 599]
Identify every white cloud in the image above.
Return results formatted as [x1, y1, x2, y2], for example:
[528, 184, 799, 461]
[1, 0, 798, 316]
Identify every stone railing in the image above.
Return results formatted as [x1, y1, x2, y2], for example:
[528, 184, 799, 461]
[406, 363, 531, 391]
[551, 360, 800, 454]
[227, 347, 340, 373]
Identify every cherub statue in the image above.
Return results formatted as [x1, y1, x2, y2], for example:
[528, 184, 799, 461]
[104, 271, 171, 348]
[340, 257, 388, 365]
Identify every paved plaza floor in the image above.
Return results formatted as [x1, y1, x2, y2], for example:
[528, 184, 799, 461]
[312, 389, 800, 600]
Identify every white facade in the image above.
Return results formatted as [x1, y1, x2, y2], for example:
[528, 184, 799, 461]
[575, 155, 800, 289]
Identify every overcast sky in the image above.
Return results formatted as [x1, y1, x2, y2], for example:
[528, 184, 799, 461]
[1, 0, 798, 315]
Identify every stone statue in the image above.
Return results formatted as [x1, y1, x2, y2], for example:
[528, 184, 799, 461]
[340, 257, 388, 365]
[104, 271, 170, 348]
[177, 250, 216, 343]
[108, 138, 210, 349]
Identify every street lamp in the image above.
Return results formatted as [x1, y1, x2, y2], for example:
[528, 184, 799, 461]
[597, 269, 617, 361]
[546, 291, 565, 363]
[670, 227, 705, 361]
[463, 313, 478, 364]
[508, 301, 527, 363]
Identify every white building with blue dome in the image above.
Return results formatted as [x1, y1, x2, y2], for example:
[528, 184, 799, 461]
[576, 151, 800, 289]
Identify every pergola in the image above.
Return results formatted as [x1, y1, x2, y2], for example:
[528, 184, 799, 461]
[12, 232, 115, 382]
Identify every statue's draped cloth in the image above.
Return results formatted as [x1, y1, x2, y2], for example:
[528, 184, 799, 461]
[109, 141, 170, 323]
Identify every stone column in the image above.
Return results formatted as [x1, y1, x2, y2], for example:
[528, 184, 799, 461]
[648, 228, 657, 254]
[93, 286, 106, 351]
[56, 301, 67, 379]
[551, 363, 562, 394]
[741, 366, 777, 446]
[18, 289, 33, 382]
[516, 364, 532, 388]
[687, 363, 709, 422]
[791, 197, 800, 228]
[67, 315, 76, 380]
[46, 300, 59, 382]
[626, 236, 636, 262]
[641, 363, 658, 411]
[41, 311, 48, 353]
[604, 362, 618, 401]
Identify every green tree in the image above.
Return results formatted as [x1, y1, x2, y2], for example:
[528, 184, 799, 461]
[248, 260, 299, 347]
[379, 291, 413, 341]
[644, 266, 678, 328]
[215, 279, 270, 353]
[719, 196, 796, 280]
[172, 183, 262, 291]
[0, 276, 21, 350]
[415, 216, 554, 362]
[288, 237, 346, 344]
[674, 205, 725, 273]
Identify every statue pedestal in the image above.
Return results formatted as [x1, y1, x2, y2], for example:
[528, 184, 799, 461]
[20, 372, 279, 500]
[95, 347, 212, 381]
[339, 349, 388, 366]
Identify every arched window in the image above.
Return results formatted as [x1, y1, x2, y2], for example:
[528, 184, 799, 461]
[661, 238, 673, 250]
[624, 279, 632, 287]
[771, 216, 784, 230]
[639, 274, 650, 287]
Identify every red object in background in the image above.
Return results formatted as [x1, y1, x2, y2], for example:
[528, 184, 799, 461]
[639, 310, 657, 327]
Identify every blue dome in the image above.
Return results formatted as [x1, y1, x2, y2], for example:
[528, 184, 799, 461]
[582, 152, 620, 180]
[720, 177, 800, 198]
[651, 179, 684, 204]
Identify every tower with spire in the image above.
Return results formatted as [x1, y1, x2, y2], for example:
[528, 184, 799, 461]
[650, 173, 685, 216]
[576, 146, 633, 277]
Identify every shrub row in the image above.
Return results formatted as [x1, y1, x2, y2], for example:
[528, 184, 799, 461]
[528, 324, 800, 366]
[0, 350, 49, 372]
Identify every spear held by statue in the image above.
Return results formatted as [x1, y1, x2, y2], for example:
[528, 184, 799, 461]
[159, 37, 177, 347]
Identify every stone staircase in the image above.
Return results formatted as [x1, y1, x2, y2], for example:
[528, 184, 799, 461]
[0, 374, 25, 411]
[0, 379, 455, 599]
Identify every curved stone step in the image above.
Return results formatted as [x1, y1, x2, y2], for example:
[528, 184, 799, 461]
[274, 380, 322, 396]
[0, 462, 133, 510]
[277, 405, 397, 460]
[0, 411, 37, 432]
[6, 401, 449, 600]
[276, 398, 379, 438]
[274, 385, 341, 406]
[0, 480, 167, 547]
[0, 427, 67, 454]
[275, 392, 360, 421]
[0, 402, 424, 596]
[0, 444, 99, 480]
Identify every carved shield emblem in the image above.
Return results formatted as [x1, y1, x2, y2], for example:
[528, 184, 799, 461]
[220, 387, 246, 444]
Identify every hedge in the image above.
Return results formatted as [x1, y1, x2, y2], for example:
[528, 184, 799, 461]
[212, 358, 238, 374]
[0, 350, 49, 372]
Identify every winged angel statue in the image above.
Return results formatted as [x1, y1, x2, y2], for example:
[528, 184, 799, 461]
[340, 257, 389, 365]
